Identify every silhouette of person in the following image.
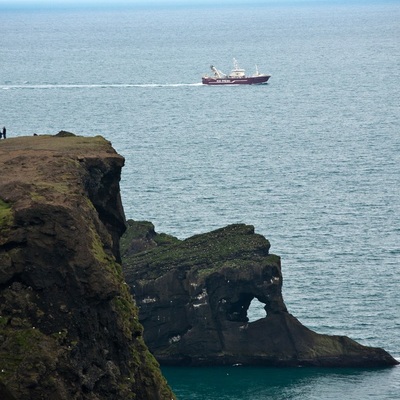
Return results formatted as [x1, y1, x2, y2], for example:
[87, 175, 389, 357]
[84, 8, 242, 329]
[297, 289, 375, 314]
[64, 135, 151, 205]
[2, 127, 6, 139]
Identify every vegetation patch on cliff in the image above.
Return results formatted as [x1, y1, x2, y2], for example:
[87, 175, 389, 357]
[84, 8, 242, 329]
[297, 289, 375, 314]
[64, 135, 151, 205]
[0, 199, 13, 230]
[122, 223, 272, 281]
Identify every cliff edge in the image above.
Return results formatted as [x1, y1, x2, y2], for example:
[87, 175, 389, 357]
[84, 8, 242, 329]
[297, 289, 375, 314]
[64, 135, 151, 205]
[0, 134, 175, 400]
[122, 221, 398, 368]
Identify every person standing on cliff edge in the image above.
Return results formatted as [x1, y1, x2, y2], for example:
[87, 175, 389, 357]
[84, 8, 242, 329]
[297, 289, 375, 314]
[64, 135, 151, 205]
[2, 127, 6, 139]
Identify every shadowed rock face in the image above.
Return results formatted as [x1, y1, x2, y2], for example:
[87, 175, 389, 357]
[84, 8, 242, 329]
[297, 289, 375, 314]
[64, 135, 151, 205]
[122, 222, 398, 368]
[0, 135, 175, 400]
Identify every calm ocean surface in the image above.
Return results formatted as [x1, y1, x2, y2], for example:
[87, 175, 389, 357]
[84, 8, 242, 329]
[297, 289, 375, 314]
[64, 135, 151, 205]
[1, 2, 399, 398]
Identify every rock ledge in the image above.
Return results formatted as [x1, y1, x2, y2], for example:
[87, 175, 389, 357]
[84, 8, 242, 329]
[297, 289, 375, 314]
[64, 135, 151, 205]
[122, 221, 398, 368]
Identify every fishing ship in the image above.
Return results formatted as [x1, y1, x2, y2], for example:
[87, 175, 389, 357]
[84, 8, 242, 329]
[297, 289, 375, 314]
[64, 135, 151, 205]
[202, 58, 271, 85]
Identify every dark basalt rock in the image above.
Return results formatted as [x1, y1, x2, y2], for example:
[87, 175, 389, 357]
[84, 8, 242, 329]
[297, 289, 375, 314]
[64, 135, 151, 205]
[122, 222, 398, 368]
[0, 136, 175, 400]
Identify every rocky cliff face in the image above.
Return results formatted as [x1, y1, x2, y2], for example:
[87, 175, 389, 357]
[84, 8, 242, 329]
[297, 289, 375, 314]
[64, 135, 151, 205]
[122, 221, 398, 368]
[0, 134, 175, 400]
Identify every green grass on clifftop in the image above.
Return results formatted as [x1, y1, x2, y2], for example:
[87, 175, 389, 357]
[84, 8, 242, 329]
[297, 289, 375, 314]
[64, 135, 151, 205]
[0, 199, 13, 230]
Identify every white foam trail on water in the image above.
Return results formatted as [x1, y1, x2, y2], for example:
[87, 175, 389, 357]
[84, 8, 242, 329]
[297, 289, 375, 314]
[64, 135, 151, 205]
[1, 83, 203, 89]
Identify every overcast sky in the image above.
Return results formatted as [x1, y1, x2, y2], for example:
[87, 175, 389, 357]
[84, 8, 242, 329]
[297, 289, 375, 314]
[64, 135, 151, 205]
[1, 0, 246, 10]
[0, 0, 284, 11]
[0, 0, 387, 10]
[0, 0, 366, 9]
[0, 0, 251, 7]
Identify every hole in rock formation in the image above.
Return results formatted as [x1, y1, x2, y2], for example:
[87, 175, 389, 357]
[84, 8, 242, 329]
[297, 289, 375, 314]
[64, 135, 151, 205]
[225, 294, 267, 322]
[247, 298, 267, 322]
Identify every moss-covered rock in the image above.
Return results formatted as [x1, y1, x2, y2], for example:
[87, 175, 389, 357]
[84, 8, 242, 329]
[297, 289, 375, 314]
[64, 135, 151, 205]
[122, 222, 398, 368]
[0, 135, 175, 399]
[120, 220, 180, 258]
[0, 199, 13, 234]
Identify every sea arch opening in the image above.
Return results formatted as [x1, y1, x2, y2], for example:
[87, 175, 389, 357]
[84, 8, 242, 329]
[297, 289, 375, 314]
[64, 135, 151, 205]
[225, 293, 267, 323]
[247, 297, 267, 323]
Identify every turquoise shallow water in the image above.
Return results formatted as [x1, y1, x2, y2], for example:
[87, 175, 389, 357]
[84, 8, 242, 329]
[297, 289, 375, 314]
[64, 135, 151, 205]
[162, 366, 400, 400]
[1, 2, 399, 398]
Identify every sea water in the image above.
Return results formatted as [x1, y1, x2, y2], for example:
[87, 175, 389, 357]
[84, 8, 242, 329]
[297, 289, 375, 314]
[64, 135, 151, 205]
[1, 2, 399, 399]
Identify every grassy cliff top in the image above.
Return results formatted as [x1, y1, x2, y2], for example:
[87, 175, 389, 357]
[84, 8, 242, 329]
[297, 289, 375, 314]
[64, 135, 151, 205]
[0, 132, 112, 152]
[0, 133, 121, 163]
[0, 133, 124, 210]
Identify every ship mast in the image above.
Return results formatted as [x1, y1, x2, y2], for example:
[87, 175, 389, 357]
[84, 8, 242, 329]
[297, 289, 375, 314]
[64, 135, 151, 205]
[210, 65, 225, 78]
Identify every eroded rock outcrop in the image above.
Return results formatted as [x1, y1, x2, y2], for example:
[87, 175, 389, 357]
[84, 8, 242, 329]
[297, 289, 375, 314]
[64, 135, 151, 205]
[122, 221, 398, 368]
[0, 135, 175, 400]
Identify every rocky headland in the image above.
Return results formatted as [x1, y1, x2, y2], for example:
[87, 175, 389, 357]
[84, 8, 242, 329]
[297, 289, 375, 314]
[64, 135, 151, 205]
[122, 221, 398, 368]
[0, 133, 397, 400]
[0, 134, 175, 400]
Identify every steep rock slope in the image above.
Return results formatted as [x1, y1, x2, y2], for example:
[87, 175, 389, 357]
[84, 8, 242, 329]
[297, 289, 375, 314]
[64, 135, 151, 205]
[122, 221, 398, 368]
[0, 134, 175, 400]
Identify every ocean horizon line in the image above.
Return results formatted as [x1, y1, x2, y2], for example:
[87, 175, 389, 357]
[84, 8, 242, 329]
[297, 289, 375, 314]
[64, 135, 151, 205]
[0, 0, 396, 12]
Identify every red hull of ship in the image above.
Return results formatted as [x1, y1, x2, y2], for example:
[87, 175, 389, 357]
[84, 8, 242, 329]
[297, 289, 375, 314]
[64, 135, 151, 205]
[202, 75, 270, 85]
